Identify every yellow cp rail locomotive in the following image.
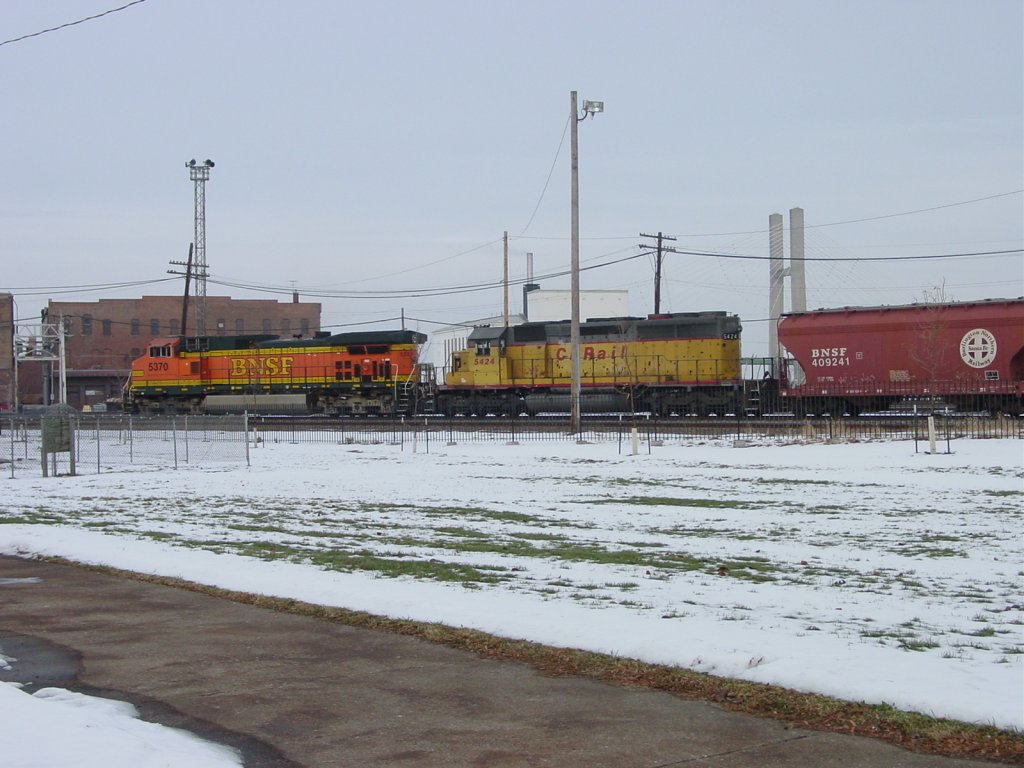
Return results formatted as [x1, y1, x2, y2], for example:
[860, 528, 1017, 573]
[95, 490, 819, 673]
[440, 311, 743, 415]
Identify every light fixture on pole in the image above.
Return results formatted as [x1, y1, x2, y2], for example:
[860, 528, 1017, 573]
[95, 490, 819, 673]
[569, 92, 603, 435]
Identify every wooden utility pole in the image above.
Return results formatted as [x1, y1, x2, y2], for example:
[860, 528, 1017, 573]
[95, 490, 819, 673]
[168, 243, 194, 336]
[180, 243, 193, 336]
[503, 231, 509, 327]
[639, 232, 677, 315]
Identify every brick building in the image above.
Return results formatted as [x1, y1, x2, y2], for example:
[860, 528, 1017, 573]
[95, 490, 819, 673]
[23, 294, 321, 409]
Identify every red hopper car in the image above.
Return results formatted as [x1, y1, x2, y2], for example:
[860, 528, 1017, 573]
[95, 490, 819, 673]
[777, 298, 1024, 414]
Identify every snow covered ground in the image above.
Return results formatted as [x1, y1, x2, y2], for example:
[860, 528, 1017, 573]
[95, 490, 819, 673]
[1, 435, 1021, 765]
[0, 677, 242, 767]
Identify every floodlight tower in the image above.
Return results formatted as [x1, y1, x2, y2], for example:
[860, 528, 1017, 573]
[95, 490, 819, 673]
[186, 158, 215, 335]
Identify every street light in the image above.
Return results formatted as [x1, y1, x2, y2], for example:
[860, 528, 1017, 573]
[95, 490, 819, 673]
[570, 91, 603, 435]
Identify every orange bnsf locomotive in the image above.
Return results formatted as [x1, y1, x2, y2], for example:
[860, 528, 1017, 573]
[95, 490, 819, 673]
[127, 330, 426, 415]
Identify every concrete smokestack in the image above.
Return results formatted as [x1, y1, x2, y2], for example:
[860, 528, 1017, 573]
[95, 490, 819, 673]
[789, 207, 807, 313]
[768, 213, 785, 362]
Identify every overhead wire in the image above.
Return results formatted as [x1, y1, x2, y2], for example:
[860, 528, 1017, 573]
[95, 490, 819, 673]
[0, 0, 150, 48]
[513, 189, 1024, 240]
[517, 116, 571, 237]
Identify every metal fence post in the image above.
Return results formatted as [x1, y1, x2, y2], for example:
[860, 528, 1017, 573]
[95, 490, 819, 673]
[96, 415, 101, 474]
[172, 417, 178, 470]
[244, 412, 250, 467]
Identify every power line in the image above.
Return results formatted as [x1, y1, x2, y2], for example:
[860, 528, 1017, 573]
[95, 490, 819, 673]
[513, 189, 1024, 240]
[0, 0, 150, 48]
[674, 247, 1021, 263]
[7, 277, 177, 296]
[518, 116, 571, 236]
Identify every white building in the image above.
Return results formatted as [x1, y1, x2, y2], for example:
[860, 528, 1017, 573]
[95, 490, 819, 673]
[423, 288, 629, 374]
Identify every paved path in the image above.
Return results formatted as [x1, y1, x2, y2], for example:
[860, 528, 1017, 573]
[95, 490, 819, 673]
[0, 555, 998, 767]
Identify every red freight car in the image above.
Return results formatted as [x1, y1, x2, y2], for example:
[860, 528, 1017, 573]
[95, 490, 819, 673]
[777, 298, 1024, 414]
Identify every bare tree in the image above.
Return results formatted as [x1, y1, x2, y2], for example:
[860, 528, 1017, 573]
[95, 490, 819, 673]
[909, 281, 952, 390]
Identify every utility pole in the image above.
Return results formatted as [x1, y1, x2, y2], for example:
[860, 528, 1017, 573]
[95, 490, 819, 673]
[503, 231, 509, 327]
[186, 159, 214, 335]
[639, 232, 678, 315]
[569, 91, 604, 435]
[168, 242, 194, 335]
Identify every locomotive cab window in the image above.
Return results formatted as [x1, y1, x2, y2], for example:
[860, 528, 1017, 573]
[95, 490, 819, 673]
[149, 345, 172, 358]
[475, 342, 490, 356]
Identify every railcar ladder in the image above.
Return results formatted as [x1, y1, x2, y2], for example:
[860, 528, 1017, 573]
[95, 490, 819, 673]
[744, 379, 762, 416]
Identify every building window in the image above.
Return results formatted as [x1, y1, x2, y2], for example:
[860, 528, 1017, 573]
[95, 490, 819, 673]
[262, 318, 272, 333]
[150, 319, 160, 336]
[216, 318, 226, 336]
[130, 319, 140, 336]
[102, 319, 112, 336]
[281, 318, 291, 335]
[130, 347, 141, 360]
[235, 318, 245, 334]
[82, 314, 93, 335]
[169, 318, 180, 335]
[300, 318, 310, 337]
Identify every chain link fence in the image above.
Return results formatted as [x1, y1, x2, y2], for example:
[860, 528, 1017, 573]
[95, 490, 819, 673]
[247, 413, 1022, 448]
[2, 413, 250, 478]
[4, 411, 1018, 477]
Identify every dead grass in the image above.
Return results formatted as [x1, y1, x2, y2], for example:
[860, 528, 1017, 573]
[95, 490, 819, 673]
[55, 558, 1024, 764]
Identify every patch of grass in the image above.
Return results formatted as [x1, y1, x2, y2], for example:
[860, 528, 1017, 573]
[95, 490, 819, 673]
[755, 477, 835, 486]
[309, 549, 506, 584]
[226, 523, 295, 535]
[898, 637, 941, 652]
[586, 496, 756, 510]
[720, 557, 778, 582]
[966, 627, 997, 637]
[2, 509, 66, 524]
[435, 526, 489, 539]
[652, 525, 729, 538]
[475, 508, 542, 524]
[138, 531, 179, 542]
[510, 532, 568, 542]
[896, 545, 966, 558]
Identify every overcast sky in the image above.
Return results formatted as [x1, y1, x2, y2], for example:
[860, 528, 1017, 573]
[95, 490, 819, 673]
[3, 0, 1022, 355]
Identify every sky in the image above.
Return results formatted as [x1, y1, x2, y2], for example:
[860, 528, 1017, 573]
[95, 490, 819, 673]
[2, 0, 1023, 356]
[1, 436, 1022, 737]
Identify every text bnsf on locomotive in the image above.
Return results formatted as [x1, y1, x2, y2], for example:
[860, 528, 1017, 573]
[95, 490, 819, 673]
[129, 329, 427, 416]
